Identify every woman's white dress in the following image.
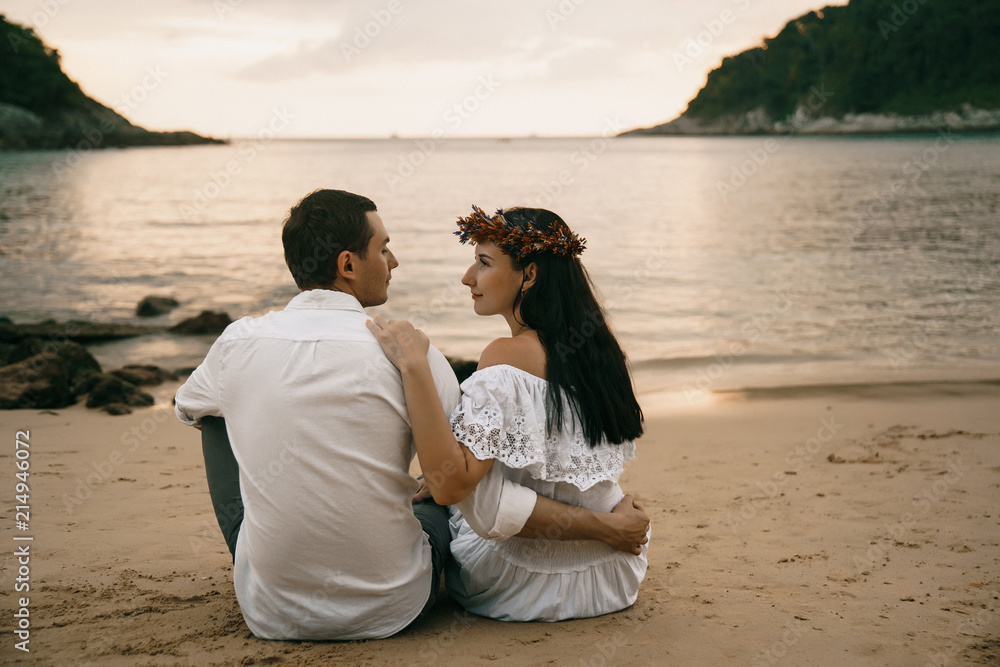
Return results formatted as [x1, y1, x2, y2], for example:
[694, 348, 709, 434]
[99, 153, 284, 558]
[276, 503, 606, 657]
[446, 364, 649, 622]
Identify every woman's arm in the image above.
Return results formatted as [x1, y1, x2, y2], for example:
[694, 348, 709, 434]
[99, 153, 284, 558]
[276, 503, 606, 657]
[366, 317, 492, 505]
[367, 317, 652, 554]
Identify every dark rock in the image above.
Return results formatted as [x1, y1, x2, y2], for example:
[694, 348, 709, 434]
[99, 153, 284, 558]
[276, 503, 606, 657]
[169, 311, 232, 335]
[5, 339, 102, 384]
[0, 315, 12, 325]
[72, 370, 102, 396]
[446, 357, 479, 384]
[0, 353, 76, 409]
[100, 403, 133, 416]
[0, 320, 158, 344]
[0, 342, 16, 367]
[136, 296, 180, 317]
[109, 364, 178, 386]
[175, 367, 197, 378]
[8, 336, 46, 363]
[85, 374, 154, 409]
[53, 341, 102, 385]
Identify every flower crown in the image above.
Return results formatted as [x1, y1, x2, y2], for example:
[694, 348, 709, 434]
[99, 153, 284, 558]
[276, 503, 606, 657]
[454, 206, 586, 260]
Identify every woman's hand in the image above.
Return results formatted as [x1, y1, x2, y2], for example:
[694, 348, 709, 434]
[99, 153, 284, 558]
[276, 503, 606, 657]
[606, 494, 650, 555]
[365, 317, 430, 372]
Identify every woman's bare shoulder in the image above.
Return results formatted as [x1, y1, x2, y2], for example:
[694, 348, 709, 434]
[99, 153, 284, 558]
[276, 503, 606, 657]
[477, 333, 546, 379]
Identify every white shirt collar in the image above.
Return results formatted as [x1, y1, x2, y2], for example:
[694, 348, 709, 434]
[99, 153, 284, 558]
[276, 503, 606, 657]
[285, 289, 365, 313]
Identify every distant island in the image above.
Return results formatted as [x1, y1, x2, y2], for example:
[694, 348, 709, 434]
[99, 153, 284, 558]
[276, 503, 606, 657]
[621, 0, 1000, 136]
[0, 15, 225, 150]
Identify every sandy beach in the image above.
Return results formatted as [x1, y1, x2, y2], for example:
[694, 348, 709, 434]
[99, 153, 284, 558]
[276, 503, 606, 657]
[1, 378, 998, 666]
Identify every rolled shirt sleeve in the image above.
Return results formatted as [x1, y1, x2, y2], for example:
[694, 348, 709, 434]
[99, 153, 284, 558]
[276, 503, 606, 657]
[427, 349, 537, 540]
[456, 465, 537, 540]
[174, 331, 228, 425]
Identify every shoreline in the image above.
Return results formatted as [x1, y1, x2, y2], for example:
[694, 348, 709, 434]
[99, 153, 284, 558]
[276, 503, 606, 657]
[619, 107, 1000, 138]
[1, 377, 997, 664]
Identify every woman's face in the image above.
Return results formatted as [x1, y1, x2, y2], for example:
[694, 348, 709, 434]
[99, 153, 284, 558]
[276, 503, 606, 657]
[461, 241, 525, 317]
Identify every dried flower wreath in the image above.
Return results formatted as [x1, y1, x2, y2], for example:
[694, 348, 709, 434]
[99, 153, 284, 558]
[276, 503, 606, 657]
[454, 206, 586, 260]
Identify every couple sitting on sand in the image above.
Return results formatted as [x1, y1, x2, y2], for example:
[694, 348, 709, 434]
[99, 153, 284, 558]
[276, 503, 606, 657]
[174, 189, 650, 640]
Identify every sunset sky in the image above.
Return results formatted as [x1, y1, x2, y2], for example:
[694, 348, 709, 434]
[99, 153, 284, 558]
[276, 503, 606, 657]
[3, 0, 845, 138]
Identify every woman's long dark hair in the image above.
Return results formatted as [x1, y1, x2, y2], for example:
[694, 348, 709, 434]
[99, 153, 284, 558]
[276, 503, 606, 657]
[504, 208, 643, 447]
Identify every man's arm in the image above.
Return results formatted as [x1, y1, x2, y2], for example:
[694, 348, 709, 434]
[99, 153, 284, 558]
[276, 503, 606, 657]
[456, 465, 650, 555]
[174, 333, 227, 426]
[518, 494, 650, 556]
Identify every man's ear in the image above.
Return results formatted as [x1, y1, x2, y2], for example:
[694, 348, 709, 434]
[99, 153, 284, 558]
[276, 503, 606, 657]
[521, 262, 539, 291]
[337, 250, 355, 280]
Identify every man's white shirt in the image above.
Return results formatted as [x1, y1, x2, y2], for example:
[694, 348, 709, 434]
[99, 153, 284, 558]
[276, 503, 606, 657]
[175, 290, 535, 639]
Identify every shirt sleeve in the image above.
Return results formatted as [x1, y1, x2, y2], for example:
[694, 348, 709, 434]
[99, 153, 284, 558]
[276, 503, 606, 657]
[425, 350, 538, 540]
[174, 336, 225, 425]
[455, 466, 537, 541]
[426, 346, 461, 414]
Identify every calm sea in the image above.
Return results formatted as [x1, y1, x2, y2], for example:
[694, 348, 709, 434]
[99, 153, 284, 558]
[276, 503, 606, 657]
[1, 135, 998, 397]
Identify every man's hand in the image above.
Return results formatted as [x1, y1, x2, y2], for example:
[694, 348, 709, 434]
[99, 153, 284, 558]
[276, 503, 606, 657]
[604, 494, 650, 555]
[411, 476, 433, 504]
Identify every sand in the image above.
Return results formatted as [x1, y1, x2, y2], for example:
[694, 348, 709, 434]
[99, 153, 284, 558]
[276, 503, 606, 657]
[1, 379, 998, 666]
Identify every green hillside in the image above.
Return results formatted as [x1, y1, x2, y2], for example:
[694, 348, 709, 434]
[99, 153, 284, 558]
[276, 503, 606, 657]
[630, 0, 1000, 134]
[0, 15, 223, 150]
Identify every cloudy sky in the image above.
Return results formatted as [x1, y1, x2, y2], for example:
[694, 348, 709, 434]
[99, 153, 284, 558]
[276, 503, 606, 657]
[4, 0, 844, 138]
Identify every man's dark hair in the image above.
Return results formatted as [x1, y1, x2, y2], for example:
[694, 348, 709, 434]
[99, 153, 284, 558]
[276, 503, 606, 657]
[282, 189, 377, 289]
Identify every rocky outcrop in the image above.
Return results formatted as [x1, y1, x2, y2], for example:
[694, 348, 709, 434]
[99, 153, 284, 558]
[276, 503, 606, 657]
[84, 374, 155, 411]
[620, 105, 1000, 137]
[0, 17, 225, 151]
[0, 320, 159, 344]
[136, 296, 180, 317]
[0, 334, 162, 413]
[169, 311, 233, 335]
[0, 341, 105, 409]
[109, 364, 178, 386]
[0, 353, 75, 409]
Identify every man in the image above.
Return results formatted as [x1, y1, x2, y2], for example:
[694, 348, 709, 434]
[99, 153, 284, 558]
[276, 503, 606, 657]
[175, 189, 649, 640]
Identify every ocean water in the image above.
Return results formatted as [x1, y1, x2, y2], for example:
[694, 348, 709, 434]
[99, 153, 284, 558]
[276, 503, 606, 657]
[1, 135, 998, 396]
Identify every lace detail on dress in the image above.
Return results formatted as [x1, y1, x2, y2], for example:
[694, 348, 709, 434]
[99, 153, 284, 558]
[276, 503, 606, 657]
[449, 365, 634, 491]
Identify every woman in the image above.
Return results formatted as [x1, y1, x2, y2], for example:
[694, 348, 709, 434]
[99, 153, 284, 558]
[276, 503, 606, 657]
[366, 205, 647, 621]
